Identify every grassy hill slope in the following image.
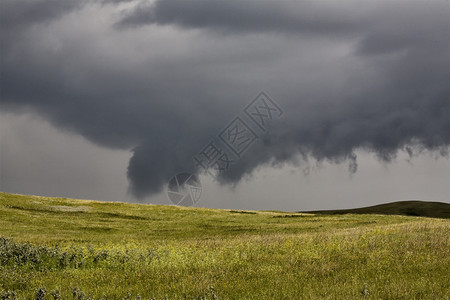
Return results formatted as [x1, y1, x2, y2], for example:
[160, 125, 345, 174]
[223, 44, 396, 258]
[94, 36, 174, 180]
[303, 200, 450, 219]
[0, 192, 449, 299]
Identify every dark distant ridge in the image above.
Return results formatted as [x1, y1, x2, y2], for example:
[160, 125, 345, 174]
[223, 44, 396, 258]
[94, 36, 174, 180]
[302, 201, 450, 219]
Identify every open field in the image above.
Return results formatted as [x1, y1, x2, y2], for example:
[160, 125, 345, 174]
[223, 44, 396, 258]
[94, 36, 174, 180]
[0, 192, 449, 299]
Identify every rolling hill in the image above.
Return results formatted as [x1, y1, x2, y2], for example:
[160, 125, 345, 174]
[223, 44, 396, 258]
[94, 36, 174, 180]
[303, 200, 450, 219]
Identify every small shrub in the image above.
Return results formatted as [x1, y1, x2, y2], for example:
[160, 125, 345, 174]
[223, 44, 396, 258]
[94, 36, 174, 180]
[0, 290, 17, 300]
[35, 288, 46, 300]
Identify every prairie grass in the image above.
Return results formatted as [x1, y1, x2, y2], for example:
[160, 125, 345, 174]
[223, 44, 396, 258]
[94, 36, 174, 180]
[0, 192, 449, 299]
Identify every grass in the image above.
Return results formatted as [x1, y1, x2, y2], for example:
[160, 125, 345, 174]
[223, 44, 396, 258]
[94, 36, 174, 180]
[0, 192, 449, 299]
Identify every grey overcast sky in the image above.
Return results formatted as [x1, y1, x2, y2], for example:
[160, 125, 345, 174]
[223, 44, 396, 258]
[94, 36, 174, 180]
[1, 0, 449, 211]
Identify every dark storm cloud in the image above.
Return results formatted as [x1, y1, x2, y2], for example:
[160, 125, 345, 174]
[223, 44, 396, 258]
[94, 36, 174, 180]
[1, 0, 449, 198]
[117, 0, 360, 35]
[0, 0, 130, 31]
[0, 0, 133, 52]
[0, 0, 80, 30]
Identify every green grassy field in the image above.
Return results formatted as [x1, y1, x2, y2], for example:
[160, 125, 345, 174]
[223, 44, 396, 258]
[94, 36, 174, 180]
[0, 192, 449, 299]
